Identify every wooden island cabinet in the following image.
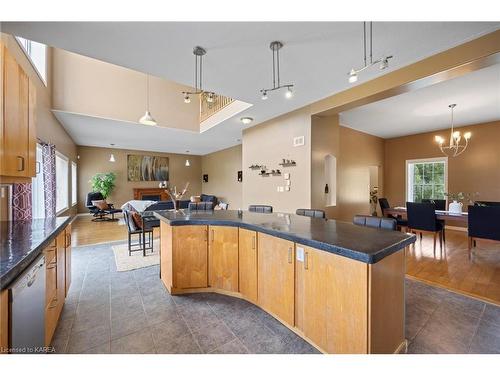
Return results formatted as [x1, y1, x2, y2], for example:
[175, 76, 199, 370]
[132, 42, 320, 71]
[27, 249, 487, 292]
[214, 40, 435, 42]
[159, 218, 409, 354]
[238, 228, 258, 303]
[208, 226, 239, 292]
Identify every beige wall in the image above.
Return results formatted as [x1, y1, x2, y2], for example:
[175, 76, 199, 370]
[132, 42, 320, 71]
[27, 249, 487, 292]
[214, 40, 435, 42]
[77, 146, 202, 213]
[311, 114, 340, 218]
[52, 48, 200, 131]
[242, 107, 312, 213]
[1, 33, 78, 216]
[201, 145, 243, 209]
[336, 126, 385, 222]
[384, 120, 500, 207]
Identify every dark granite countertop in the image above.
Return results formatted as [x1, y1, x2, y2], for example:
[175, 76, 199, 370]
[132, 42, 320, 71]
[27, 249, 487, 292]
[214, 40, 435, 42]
[153, 210, 416, 264]
[0, 216, 72, 289]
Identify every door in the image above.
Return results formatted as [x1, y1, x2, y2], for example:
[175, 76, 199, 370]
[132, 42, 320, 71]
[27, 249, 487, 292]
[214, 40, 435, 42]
[208, 226, 239, 292]
[65, 225, 72, 296]
[172, 225, 208, 289]
[239, 228, 258, 302]
[257, 233, 295, 326]
[3, 47, 29, 177]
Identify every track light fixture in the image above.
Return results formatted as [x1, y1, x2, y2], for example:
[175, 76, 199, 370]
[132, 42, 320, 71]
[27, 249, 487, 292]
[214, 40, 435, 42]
[347, 22, 393, 83]
[181, 46, 216, 104]
[260, 41, 295, 100]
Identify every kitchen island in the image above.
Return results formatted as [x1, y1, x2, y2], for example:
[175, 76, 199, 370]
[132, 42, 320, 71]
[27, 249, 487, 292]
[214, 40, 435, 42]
[154, 210, 416, 354]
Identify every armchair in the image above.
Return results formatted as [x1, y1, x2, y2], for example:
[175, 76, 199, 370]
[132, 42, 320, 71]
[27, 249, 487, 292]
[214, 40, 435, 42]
[86, 192, 122, 221]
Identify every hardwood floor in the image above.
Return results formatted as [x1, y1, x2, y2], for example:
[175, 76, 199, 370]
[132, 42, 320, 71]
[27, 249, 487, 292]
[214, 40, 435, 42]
[406, 229, 500, 305]
[71, 215, 500, 305]
[71, 214, 128, 246]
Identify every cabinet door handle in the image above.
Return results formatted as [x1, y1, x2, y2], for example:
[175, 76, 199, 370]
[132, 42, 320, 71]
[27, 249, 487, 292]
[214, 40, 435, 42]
[288, 247, 293, 264]
[252, 236, 255, 250]
[304, 252, 309, 270]
[204, 229, 208, 241]
[36, 161, 41, 174]
[211, 229, 214, 242]
[17, 156, 25, 171]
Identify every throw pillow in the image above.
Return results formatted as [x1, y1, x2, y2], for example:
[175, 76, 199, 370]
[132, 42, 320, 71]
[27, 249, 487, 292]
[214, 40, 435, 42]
[190, 196, 201, 203]
[92, 200, 109, 210]
[131, 211, 143, 229]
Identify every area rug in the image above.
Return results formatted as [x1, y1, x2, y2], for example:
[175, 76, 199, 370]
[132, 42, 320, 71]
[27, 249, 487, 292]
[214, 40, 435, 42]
[112, 241, 160, 272]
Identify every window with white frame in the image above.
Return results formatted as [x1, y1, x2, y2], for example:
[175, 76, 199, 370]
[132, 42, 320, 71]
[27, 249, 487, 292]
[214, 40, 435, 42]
[71, 162, 77, 206]
[32, 144, 45, 219]
[56, 151, 69, 214]
[406, 157, 447, 203]
[16, 36, 47, 85]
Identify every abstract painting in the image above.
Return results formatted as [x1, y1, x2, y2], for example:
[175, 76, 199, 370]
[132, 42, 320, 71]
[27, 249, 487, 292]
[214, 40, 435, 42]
[127, 154, 169, 181]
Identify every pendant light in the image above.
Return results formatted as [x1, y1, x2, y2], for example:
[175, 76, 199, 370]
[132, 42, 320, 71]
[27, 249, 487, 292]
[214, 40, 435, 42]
[185, 151, 191, 167]
[260, 41, 295, 100]
[181, 46, 215, 103]
[347, 22, 393, 83]
[109, 143, 116, 162]
[139, 74, 157, 126]
[435, 104, 471, 157]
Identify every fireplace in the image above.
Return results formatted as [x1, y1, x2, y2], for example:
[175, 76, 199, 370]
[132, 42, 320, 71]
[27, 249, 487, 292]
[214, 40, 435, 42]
[133, 188, 169, 201]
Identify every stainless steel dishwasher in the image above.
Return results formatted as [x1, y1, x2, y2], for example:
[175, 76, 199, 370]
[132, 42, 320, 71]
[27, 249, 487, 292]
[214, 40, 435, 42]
[9, 255, 46, 353]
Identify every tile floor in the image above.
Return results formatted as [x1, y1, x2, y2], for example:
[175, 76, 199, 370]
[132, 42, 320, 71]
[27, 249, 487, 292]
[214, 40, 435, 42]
[51, 242, 500, 354]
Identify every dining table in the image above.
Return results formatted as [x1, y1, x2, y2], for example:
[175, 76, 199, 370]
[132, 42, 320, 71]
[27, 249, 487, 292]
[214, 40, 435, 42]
[383, 206, 468, 224]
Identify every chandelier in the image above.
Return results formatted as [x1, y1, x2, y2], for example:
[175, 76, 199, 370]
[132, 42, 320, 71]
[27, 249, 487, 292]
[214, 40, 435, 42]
[260, 41, 294, 100]
[182, 46, 215, 104]
[435, 104, 471, 157]
[347, 22, 393, 83]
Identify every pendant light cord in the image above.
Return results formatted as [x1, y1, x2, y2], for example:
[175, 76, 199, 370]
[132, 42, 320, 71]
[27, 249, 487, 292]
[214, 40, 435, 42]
[146, 74, 150, 110]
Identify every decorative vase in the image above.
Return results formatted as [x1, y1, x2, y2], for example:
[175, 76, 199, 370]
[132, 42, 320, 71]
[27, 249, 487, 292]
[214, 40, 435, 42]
[448, 200, 463, 214]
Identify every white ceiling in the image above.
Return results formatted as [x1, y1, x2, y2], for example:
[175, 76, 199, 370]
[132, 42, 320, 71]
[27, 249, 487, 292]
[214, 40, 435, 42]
[52, 110, 242, 155]
[340, 63, 500, 138]
[2, 22, 499, 153]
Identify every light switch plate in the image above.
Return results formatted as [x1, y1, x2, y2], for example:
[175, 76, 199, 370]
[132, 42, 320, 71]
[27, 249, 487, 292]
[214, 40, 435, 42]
[286, 180, 291, 186]
[284, 173, 290, 180]
[285, 186, 290, 191]
[296, 247, 304, 262]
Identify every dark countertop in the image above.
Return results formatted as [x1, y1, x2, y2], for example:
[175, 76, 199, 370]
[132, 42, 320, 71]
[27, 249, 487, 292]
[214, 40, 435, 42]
[0, 216, 72, 289]
[153, 210, 416, 264]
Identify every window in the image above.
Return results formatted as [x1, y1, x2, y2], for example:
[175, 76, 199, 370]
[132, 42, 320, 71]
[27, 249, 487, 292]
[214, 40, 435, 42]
[15, 36, 47, 85]
[56, 151, 69, 214]
[71, 162, 77, 206]
[406, 157, 447, 203]
[32, 145, 45, 219]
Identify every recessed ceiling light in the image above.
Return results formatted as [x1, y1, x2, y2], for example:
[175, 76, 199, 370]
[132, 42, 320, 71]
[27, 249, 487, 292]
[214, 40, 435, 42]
[240, 117, 253, 125]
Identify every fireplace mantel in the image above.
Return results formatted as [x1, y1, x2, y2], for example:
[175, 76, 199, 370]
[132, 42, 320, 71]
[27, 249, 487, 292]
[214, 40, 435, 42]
[133, 188, 169, 201]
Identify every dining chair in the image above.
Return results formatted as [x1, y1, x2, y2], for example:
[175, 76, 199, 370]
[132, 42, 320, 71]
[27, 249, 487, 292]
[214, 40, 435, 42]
[421, 199, 446, 242]
[406, 202, 445, 252]
[379, 197, 408, 230]
[467, 205, 500, 260]
[248, 205, 273, 213]
[421, 199, 446, 211]
[296, 208, 326, 219]
[353, 215, 396, 230]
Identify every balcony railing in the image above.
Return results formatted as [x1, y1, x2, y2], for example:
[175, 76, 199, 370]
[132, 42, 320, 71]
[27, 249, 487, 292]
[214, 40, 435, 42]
[200, 92, 235, 123]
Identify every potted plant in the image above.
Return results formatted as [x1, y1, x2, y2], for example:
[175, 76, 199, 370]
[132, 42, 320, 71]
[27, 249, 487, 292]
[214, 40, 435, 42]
[90, 172, 116, 199]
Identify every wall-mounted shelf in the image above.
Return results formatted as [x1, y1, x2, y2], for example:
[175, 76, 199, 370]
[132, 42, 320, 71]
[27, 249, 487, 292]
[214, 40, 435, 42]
[278, 160, 296, 167]
[249, 164, 265, 170]
[260, 170, 281, 177]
